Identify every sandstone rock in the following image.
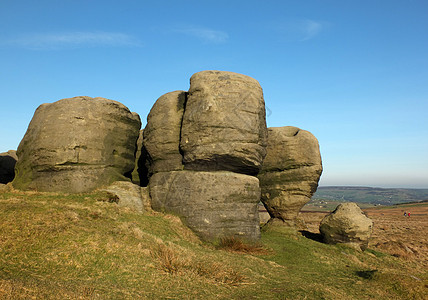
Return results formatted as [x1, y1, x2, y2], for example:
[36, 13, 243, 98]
[12, 96, 141, 193]
[100, 181, 146, 213]
[143, 91, 186, 176]
[131, 130, 149, 186]
[258, 126, 322, 226]
[0, 150, 18, 184]
[149, 170, 261, 242]
[319, 202, 373, 251]
[180, 71, 267, 175]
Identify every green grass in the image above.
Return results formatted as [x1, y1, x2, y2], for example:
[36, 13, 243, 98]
[0, 190, 426, 299]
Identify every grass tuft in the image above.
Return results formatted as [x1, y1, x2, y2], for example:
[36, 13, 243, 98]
[216, 236, 270, 255]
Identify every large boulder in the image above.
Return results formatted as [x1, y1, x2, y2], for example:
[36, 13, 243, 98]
[258, 126, 322, 226]
[143, 91, 186, 176]
[0, 150, 18, 184]
[180, 71, 267, 175]
[319, 202, 373, 251]
[12, 96, 141, 193]
[149, 170, 261, 242]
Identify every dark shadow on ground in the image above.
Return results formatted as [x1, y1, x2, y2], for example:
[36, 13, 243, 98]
[299, 230, 323, 243]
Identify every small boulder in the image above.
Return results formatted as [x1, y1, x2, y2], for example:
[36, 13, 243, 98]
[100, 181, 149, 213]
[258, 127, 322, 226]
[180, 71, 267, 175]
[0, 150, 18, 184]
[319, 202, 373, 251]
[149, 170, 261, 242]
[143, 91, 186, 176]
[12, 96, 141, 193]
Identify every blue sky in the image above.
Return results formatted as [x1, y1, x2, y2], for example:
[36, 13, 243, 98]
[1, 0, 427, 188]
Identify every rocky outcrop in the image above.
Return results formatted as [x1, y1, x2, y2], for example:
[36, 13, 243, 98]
[142, 71, 268, 242]
[100, 181, 151, 213]
[143, 91, 186, 176]
[12, 96, 141, 193]
[0, 150, 18, 184]
[180, 71, 267, 175]
[258, 126, 322, 226]
[149, 171, 261, 242]
[319, 202, 373, 251]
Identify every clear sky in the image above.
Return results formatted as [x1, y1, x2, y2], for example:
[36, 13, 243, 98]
[1, 0, 427, 188]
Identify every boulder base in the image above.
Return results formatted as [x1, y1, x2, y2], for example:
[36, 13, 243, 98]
[149, 170, 261, 242]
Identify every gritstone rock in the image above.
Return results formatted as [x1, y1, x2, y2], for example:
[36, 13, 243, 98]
[258, 126, 322, 226]
[100, 181, 151, 213]
[180, 70, 267, 175]
[143, 91, 186, 176]
[149, 170, 261, 242]
[12, 96, 141, 193]
[319, 202, 373, 251]
[0, 150, 18, 184]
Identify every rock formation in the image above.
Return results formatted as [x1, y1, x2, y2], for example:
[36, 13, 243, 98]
[144, 71, 268, 242]
[0, 150, 18, 184]
[319, 202, 373, 251]
[150, 171, 261, 241]
[258, 126, 322, 226]
[143, 91, 186, 176]
[12, 96, 141, 193]
[180, 71, 267, 175]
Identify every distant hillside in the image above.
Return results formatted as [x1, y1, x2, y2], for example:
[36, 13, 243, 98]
[313, 186, 428, 205]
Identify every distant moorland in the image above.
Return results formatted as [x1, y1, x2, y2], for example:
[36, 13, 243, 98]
[304, 186, 428, 211]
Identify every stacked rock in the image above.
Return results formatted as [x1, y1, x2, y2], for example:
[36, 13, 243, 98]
[12, 96, 141, 193]
[258, 126, 323, 226]
[145, 71, 268, 242]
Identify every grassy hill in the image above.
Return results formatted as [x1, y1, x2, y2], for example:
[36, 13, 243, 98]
[312, 186, 428, 205]
[0, 189, 426, 299]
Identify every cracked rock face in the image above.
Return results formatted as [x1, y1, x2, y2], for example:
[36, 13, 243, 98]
[258, 126, 323, 226]
[180, 70, 268, 175]
[12, 96, 141, 193]
[320, 202, 373, 251]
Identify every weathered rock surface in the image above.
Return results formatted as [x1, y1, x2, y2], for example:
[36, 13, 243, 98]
[149, 170, 261, 241]
[132, 130, 149, 186]
[180, 71, 267, 175]
[12, 96, 141, 193]
[258, 126, 322, 226]
[0, 150, 18, 184]
[100, 181, 150, 213]
[143, 91, 186, 176]
[319, 202, 373, 251]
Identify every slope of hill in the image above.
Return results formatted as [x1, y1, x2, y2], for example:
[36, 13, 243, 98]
[0, 189, 426, 299]
[313, 186, 428, 205]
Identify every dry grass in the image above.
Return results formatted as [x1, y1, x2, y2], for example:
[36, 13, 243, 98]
[150, 242, 246, 285]
[216, 236, 271, 255]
